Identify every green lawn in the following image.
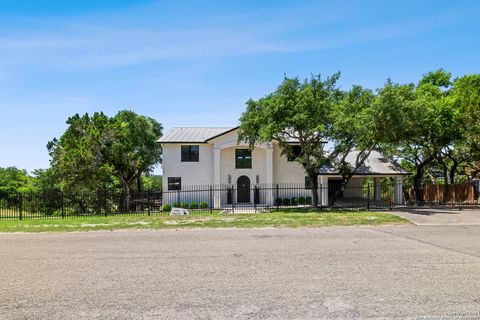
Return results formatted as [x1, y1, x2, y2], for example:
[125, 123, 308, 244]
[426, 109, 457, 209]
[0, 210, 407, 233]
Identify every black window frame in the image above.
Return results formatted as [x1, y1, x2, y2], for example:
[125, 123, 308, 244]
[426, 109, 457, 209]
[168, 177, 182, 190]
[287, 145, 303, 162]
[181, 145, 199, 162]
[235, 149, 252, 169]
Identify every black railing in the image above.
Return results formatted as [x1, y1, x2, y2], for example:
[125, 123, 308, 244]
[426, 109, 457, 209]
[0, 181, 479, 221]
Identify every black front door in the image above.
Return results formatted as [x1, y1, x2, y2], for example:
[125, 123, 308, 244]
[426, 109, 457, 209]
[237, 176, 250, 203]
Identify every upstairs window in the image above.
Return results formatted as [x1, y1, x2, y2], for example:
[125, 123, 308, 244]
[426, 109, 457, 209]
[287, 145, 303, 161]
[235, 149, 252, 169]
[168, 177, 182, 190]
[181, 145, 199, 162]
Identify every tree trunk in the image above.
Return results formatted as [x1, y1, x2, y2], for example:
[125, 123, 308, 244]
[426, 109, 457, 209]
[442, 165, 449, 204]
[137, 177, 142, 192]
[413, 164, 425, 204]
[120, 182, 131, 213]
[446, 163, 458, 204]
[309, 173, 319, 207]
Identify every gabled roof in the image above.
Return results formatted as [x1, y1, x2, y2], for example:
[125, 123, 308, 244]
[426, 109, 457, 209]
[158, 127, 237, 143]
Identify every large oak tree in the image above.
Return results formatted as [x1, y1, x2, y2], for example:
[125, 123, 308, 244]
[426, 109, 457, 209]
[48, 110, 163, 212]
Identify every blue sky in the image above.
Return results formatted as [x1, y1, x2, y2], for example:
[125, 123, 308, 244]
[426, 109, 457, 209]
[0, 0, 479, 174]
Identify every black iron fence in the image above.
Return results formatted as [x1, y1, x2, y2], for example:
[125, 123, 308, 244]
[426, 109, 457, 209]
[0, 190, 163, 221]
[0, 181, 479, 221]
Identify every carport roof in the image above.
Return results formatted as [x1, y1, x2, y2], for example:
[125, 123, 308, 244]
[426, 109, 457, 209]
[320, 150, 409, 176]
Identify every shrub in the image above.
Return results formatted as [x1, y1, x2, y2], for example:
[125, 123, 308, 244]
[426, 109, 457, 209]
[282, 198, 291, 206]
[275, 198, 282, 206]
[190, 202, 199, 209]
[180, 201, 189, 209]
[291, 197, 298, 205]
[298, 197, 306, 205]
[199, 201, 209, 209]
[172, 202, 180, 208]
[162, 204, 172, 212]
[306, 196, 312, 205]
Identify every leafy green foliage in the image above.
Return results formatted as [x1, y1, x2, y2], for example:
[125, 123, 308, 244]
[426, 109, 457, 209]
[0, 167, 33, 194]
[239, 73, 343, 206]
[48, 110, 163, 211]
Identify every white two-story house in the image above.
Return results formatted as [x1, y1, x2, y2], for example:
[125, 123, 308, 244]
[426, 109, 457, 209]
[158, 127, 408, 208]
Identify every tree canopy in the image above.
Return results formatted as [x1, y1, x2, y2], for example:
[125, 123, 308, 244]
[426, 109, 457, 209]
[47, 110, 163, 211]
[239, 73, 379, 205]
[240, 69, 480, 205]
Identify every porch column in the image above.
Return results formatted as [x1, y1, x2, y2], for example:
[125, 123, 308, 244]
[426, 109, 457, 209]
[265, 146, 274, 205]
[319, 176, 329, 206]
[213, 147, 221, 208]
[374, 178, 382, 201]
[394, 176, 404, 205]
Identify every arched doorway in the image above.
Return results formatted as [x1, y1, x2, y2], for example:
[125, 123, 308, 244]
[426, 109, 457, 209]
[237, 176, 251, 203]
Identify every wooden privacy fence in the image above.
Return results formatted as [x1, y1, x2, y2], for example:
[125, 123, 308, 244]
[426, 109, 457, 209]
[404, 182, 479, 204]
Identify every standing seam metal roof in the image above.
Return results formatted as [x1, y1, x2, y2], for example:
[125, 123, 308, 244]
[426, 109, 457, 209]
[158, 127, 235, 143]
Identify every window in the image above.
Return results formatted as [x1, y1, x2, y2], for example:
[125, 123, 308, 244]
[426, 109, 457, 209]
[181, 145, 199, 162]
[235, 149, 252, 169]
[305, 176, 312, 189]
[287, 145, 302, 161]
[168, 177, 182, 190]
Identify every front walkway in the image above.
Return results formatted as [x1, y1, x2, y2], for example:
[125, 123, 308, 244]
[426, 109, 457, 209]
[387, 208, 480, 225]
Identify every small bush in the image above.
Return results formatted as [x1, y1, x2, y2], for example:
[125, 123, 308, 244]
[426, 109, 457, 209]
[172, 202, 180, 207]
[275, 198, 282, 206]
[199, 201, 209, 209]
[282, 198, 291, 206]
[298, 197, 306, 205]
[291, 197, 298, 205]
[180, 202, 189, 209]
[306, 196, 312, 205]
[190, 202, 199, 209]
[162, 204, 172, 212]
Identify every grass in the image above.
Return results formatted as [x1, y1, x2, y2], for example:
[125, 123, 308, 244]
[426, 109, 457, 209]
[0, 210, 408, 233]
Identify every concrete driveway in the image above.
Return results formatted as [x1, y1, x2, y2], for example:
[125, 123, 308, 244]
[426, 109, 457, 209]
[1, 226, 480, 319]
[387, 208, 480, 225]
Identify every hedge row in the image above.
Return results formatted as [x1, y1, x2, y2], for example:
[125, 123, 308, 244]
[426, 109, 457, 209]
[274, 196, 312, 206]
[162, 201, 209, 211]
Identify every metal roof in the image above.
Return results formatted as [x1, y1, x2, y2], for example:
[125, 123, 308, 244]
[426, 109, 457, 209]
[158, 127, 236, 143]
[320, 150, 409, 175]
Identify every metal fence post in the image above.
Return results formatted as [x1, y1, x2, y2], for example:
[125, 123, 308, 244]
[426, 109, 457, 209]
[232, 186, 235, 214]
[276, 184, 279, 211]
[19, 193, 23, 221]
[254, 185, 257, 213]
[367, 185, 371, 210]
[209, 185, 213, 214]
[61, 192, 65, 219]
[147, 191, 151, 216]
[104, 190, 108, 217]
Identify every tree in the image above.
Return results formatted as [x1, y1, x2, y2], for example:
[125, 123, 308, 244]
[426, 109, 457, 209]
[48, 110, 163, 212]
[329, 85, 377, 188]
[0, 167, 33, 194]
[239, 73, 342, 206]
[374, 70, 467, 203]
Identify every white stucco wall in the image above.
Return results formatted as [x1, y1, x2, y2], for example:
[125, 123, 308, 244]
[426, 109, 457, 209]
[161, 129, 404, 206]
[343, 177, 365, 198]
[272, 142, 307, 184]
[162, 143, 214, 188]
[219, 146, 266, 186]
